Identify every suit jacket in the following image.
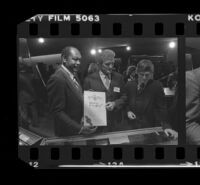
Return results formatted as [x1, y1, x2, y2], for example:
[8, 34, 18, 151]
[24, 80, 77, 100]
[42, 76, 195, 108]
[83, 71, 126, 131]
[46, 66, 83, 136]
[125, 79, 170, 129]
[186, 67, 200, 127]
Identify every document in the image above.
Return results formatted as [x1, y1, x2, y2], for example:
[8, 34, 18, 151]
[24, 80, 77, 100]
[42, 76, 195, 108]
[71, 140, 87, 145]
[109, 135, 130, 144]
[95, 139, 109, 145]
[84, 91, 107, 126]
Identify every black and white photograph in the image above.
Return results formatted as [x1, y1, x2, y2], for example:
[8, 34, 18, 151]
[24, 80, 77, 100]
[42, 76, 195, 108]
[18, 37, 179, 145]
[186, 38, 200, 145]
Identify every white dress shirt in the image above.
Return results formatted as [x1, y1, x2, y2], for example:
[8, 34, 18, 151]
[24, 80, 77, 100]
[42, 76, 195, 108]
[61, 64, 80, 89]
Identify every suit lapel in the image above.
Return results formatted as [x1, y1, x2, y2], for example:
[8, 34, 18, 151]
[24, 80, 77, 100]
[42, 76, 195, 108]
[59, 67, 83, 102]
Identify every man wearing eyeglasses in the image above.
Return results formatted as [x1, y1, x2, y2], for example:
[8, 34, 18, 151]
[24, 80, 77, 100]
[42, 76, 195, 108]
[125, 59, 178, 139]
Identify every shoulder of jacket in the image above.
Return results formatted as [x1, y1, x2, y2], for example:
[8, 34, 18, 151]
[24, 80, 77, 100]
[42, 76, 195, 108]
[193, 67, 200, 80]
[112, 71, 123, 79]
[126, 80, 137, 87]
[152, 80, 162, 86]
[49, 71, 65, 83]
[86, 72, 99, 80]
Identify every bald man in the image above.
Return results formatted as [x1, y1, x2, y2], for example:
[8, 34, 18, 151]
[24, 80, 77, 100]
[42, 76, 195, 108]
[47, 47, 97, 137]
[84, 49, 127, 133]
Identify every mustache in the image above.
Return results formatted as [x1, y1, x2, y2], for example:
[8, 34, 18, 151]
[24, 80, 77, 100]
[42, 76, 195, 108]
[107, 68, 113, 71]
[73, 64, 80, 68]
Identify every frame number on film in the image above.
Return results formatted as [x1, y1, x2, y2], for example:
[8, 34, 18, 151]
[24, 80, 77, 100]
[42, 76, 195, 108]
[29, 161, 39, 168]
[76, 15, 100, 22]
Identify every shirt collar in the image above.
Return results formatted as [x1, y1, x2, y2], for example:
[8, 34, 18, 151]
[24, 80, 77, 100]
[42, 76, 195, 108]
[99, 70, 111, 79]
[61, 64, 75, 79]
[137, 79, 153, 88]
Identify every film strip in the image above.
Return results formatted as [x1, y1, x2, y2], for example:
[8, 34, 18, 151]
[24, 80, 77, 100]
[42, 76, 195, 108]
[18, 14, 200, 168]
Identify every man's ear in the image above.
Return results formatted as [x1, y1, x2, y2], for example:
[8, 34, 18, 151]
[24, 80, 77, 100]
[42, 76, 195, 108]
[62, 57, 67, 64]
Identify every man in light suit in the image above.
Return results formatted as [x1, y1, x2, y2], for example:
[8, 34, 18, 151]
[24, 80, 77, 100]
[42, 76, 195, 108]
[186, 67, 200, 144]
[84, 49, 127, 132]
[47, 47, 97, 137]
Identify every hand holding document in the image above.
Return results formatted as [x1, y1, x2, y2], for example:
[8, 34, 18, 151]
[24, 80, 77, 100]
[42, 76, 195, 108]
[106, 101, 116, 111]
[127, 111, 136, 120]
[79, 117, 97, 135]
[84, 91, 107, 127]
[80, 125, 97, 135]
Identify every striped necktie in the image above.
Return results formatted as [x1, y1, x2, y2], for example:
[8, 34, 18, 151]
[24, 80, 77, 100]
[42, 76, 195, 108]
[138, 83, 145, 94]
[104, 75, 111, 90]
[73, 76, 80, 89]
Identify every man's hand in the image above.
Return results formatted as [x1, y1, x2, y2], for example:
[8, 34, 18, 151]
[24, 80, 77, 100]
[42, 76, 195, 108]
[127, 111, 136, 120]
[80, 125, 97, 135]
[164, 128, 178, 140]
[79, 117, 97, 135]
[106, 101, 116, 111]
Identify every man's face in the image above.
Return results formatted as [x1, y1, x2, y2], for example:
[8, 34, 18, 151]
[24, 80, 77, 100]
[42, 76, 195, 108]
[130, 71, 136, 79]
[101, 59, 115, 76]
[137, 71, 153, 86]
[63, 48, 82, 73]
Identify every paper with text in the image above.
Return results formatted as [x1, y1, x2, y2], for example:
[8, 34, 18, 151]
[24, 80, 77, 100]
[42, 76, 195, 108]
[84, 91, 107, 126]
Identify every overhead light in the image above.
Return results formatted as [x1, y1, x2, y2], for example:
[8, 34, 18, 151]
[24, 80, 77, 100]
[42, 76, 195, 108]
[38, 38, 45, 43]
[126, 46, 131, 51]
[98, 49, 102, 53]
[169, 41, 175, 48]
[90, 49, 96, 55]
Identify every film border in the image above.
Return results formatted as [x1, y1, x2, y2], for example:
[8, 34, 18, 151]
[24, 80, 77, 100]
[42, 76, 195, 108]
[17, 14, 200, 168]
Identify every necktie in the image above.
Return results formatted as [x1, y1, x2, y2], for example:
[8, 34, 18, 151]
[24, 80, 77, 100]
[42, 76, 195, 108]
[138, 83, 145, 94]
[104, 75, 111, 90]
[73, 76, 80, 89]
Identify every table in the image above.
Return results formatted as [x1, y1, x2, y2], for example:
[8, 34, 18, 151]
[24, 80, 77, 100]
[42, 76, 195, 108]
[42, 127, 178, 145]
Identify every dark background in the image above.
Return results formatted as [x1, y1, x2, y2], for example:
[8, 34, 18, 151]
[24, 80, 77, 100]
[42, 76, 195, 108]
[24, 37, 178, 83]
[2, 7, 200, 178]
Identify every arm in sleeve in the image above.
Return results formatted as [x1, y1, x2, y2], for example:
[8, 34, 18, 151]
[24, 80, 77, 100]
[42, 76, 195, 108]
[47, 76, 82, 132]
[186, 70, 200, 124]
[154, 82, 171, 129]
[83, 77, 91, 90]
[114, 76, 127, 109]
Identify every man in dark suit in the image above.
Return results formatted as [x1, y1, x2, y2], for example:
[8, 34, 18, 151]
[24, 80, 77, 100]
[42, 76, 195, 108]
[47, 47, 97, 137]
[125, 59, 178, 139]
[186, 67, 200, 144]
[84, 49, 126, 132]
